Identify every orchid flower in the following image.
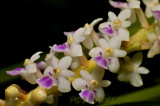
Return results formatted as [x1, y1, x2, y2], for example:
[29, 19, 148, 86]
[89, 37, 127, 73]
[64, 18, 103, 49]
[7, 52, 43, 84]
[72, 67, 111, 104]
[52, 28, 85, 57]
[142, 0, 159, 18]
[37, 56, 75, 92]
[117, 52, 149, 87]
[109, 0, 140, 23]
[99, 9, 131, 41]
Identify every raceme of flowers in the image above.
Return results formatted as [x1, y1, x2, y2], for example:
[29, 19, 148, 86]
[6, 0, 160, 105]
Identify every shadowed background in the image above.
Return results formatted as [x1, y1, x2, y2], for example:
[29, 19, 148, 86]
[0, 0, 115, 68]
[1, 0, 160, 105]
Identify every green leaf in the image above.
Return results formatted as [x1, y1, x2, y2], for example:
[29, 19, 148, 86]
[99, 85, 160, 106]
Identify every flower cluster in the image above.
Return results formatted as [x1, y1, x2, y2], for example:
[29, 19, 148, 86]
[6, 0, 160, 105]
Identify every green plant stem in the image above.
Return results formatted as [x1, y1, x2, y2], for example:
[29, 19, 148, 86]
[99, 85, 160, 106]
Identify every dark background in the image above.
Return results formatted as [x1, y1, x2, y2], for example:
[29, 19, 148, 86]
[1, 0, 160, 105]
[0, 0, 117, 68]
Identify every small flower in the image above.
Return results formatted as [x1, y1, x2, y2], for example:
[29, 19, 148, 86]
[142, 0, 159, 18]
[117, 52, 149, 87]
[72, 67, 111, 104]
[109, 0, 140, 23]
[63, 18, 103, 49]
[147, 26, 160, 58]
[7, 52, 43, 84]
[52, 28, 85, 57]
[99, 9, 131, 41]
[89, 37, 127, 73]
[37, 56, 75, 92]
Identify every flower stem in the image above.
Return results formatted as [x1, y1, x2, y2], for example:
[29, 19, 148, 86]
[135, 8, 150, 28]
[79, 54, 88, 66]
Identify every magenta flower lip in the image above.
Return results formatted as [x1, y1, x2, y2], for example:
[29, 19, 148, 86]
[37, 76, 54, 89]
[6, 68, 24, 76]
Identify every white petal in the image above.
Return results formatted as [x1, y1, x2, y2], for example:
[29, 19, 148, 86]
[26, 63, 37, 73]
[84, 27, 92, 37]
[146, 33, 157, 43]
[132, 52, 143, 68]
[145, 7, 153, 18]
[72, 78, 87, 91]
[99, 22, 111, 28]
[118, 28, 130, 41]
[60, 70, 75, 77]
[99, 38, 108, 50]
[91, 67, 105, 81]
[121, 21, 131, 28]
[118, 9, 131, 21]
[52, 56, 59, 67]
[89, 47, 104, 58]
[58, 76, 71, 92]
[147, 41, 160, 58]
[73, 28, 85, 43]
[90, 18, 103, 27]
[58, 56, 72, 70]
[108, 36, 121, 49]
[113, 50, 127, 57]
[80, 70, 92, 81]
[70, 43, 83, 57]
[43, 66, 53, 76]
[70, 57, 80, 70]
[22, 73, 37, 84]
[129, 1, 140, 8]
[108, 11, 117, 22]
[82, 37, 93, 49]
[99, 80, 111, 88]
[137, 67, 149, 74]
[108, 57, 119, 73]
[30, 51, 42, 63]
[117, 73, 130, 82]
[95, 88, 105, 103]
[130, 73, 143, 87]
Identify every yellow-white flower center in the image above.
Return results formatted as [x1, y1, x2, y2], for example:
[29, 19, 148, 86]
[90, 79, 98, 88]
[105, 47, 114, 56]
[84, 23, 90, 29]
[113, 19, 121, 28]
[53, 67, 61, 75]
[67, 36, 74, 45]
[24, 59, 30, 66]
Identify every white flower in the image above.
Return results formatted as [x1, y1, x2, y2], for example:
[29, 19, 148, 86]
[109, 0, 140, 23]
[37, 56, 75, 92]
[147, 26, 160, 58]
[142, 0, 159, 18]
[72, 67, 111, 104]
[89, 37, 127, 73]
[64, 18, 103, 49]
[99, 9, 131, 41]
[7, 52, 43, 84]
[117, 52, 149, 87]
[52, 28, 85, 57]
[82, 18, 103, 49]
